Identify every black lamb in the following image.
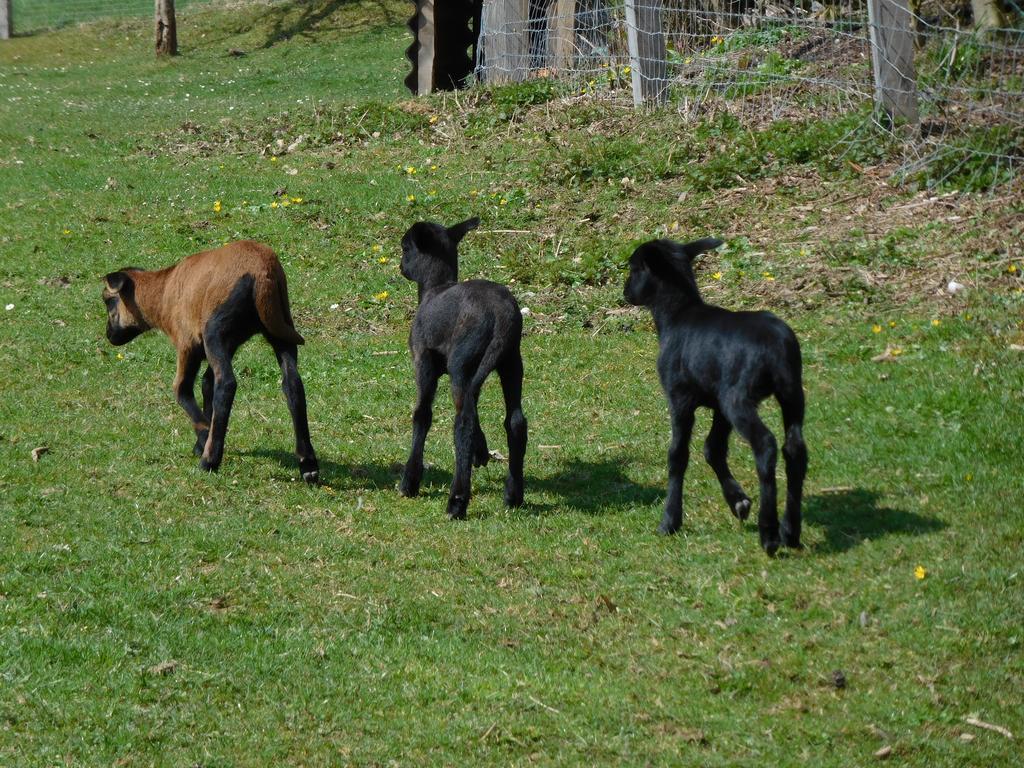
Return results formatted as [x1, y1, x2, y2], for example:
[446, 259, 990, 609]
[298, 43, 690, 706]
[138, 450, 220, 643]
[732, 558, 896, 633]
[398, 217, 527, 519]
[624, 237, 808, 555]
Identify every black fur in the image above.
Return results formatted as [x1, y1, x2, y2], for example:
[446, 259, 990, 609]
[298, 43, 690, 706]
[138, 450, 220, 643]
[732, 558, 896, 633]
[624, 238, 808, 555]
[398, 217, 527, 519]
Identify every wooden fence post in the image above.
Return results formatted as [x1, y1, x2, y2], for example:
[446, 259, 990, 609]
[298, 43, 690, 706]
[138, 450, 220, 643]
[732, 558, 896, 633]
[1, 0, 12, 40]
[867, 0, 919, 126]
[624, 0, 667, 107]
[480, 0, 529, 83]
[548, 0, 576, 73]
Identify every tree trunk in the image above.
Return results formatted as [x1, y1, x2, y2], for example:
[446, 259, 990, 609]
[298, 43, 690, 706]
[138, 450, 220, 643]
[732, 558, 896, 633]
[155, 0, 178, 57]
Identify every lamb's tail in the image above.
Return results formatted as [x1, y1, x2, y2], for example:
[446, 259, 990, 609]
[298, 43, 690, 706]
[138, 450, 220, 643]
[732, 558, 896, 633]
[255, 261, 305, 346]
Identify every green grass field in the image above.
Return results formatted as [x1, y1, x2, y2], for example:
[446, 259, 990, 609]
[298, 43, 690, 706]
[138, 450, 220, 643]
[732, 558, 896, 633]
[1, 1, 1023, 764]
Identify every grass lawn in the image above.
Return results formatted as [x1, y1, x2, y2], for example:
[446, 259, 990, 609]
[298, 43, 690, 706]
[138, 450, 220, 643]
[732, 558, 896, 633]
[1, 1, 1022, 764]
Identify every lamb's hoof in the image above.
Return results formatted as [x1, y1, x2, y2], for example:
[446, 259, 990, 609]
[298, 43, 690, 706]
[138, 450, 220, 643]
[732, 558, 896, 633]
[300, 458, 319, 484]
[198, 457, 220, 473]
[732, 497, 752, 521]
[504, 486, 524, 508]
[781, 528, 803, 550]
[473, 451, 490, 469]
[447, 497, 468, 520]
[657, 519, 681, 536]
[193, 430, 209, 456]
[762, 538, 781, 557]
[399, 474, 421, 498]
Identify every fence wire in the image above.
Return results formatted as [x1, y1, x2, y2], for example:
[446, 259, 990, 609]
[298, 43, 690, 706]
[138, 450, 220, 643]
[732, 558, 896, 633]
[9, 0, 213, 34]
[476, 0, 1024, 190]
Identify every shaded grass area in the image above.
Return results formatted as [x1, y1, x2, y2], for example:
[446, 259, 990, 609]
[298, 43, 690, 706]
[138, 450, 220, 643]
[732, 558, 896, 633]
[1, 2, 1023, 765]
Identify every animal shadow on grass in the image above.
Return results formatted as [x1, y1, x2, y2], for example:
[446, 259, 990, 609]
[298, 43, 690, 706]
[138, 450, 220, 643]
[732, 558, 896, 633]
[242, 448, 411, 492]
[525, 457, 663, 516]
[803, 488, 945, 554]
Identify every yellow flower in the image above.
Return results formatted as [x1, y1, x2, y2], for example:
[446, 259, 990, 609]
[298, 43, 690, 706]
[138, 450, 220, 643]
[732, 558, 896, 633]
[799, 247, 810, 257]
[711, 272, 723, 280]
[499, 198, 508, 205]
[406, 166, 416, 175]
[1008, 264, 1018, 274]
[378, 256, 389, 264]
[373, 291, 389, 301]
[371, 244, 382, 252]
[684, 57, 693, 65]
[914, 565, 927, 580]
[270, 201, 279, 209]
[291, 197, 303, 204]
[281, 199, 291, 207]
[965, 473, 973, 482]
[872, 324, 882, 334]
[429, 189, 437, 196]
[470, 189, 479, 196]
[406, 194, 416, 203]
[931, 318, 940, 327]
[890, 347, 903, 356]
[213, 200, 222, 213]
[622, 66, 631, 75]
[889, 320, 897, 328]
[62, 229, 71, 235]
[430, 165, 437, 171]
[322, 485, 335, 494]
[428, 115, 438, 124]
[270, 156, 278, 162]
[762, 272, 775, 281]
[116, 352, 124, 360]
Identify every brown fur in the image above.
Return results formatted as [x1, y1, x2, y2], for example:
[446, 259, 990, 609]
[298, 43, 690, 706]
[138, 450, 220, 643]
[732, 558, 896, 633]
[102, 240, 318, 481]
[104, 241, 304, 347]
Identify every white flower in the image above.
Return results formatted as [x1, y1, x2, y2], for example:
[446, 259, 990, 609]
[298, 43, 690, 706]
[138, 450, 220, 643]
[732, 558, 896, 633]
[4, 304, 13, 311]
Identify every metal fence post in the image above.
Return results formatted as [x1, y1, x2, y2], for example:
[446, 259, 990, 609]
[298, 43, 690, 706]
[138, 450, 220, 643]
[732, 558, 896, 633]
[868, 0, 919, 126]
[624, 0, 667, 107]
[1, 0, 12, 40]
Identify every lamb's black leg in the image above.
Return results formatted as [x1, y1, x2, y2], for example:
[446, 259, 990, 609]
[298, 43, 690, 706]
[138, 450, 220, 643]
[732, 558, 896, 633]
[198, 335, 237, 473]
[201, 365, 214, 418]
[472, 415, 490, 468]
[447, 377, 478, 520]
[779, 391, 807, 549]
[497, 354, 527, 508]
[703, 410, 752, 520]
[196, 365, 214, 455]
[173, 345, 209, 457]
[660, 395, 696, 535]
[400, 351, 440, 498]
[272, 340, 319, 484]
[728, 406, 780, 555]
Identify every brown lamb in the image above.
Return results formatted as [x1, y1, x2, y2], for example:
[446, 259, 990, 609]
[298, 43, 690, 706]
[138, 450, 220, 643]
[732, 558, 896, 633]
[102, 240, 319, 481]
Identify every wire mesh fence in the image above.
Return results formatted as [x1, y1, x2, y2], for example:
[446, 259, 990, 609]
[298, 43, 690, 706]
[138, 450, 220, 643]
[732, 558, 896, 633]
[476, 0, 1024, 190]
[8, 0, 213, 34]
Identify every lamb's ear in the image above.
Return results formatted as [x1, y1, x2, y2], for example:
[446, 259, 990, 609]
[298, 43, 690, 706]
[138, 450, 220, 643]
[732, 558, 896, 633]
[104, 271, 130, 293]
[448, 216, 480, 244]
[674, 237, 724, 262]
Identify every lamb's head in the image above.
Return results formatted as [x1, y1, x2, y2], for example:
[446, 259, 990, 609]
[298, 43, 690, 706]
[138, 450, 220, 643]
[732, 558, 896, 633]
[624, 237, 724, 307]
[400, 217, 480, 288]
[102, 269, 150, 346]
